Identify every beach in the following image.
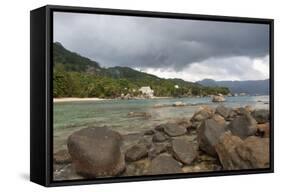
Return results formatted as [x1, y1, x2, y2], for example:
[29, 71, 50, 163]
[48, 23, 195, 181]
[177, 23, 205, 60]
[54, 97, 108, 103]
[53, 96, 171, 103]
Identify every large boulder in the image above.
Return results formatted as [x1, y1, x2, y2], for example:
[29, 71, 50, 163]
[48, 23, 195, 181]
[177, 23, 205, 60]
[125, 143, 148, 162]
[197, 119, 226, 156]
[236, 136, 270, 168]
[215, 105, 230, 119]
[159, 123, 187, 137]
[214, 132, 246, 170]
[227, 113, 257, 139]
[146, 153, 183, 175]
[67, 127, 125, 177]
[212, 95, 225, 102]
[251, 109, 269, 124]
[171, 138, 198, 165]
[215, 132, 270, 170]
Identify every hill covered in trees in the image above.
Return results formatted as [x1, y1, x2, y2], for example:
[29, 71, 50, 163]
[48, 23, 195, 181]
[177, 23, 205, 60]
[53, 42, 230, 98]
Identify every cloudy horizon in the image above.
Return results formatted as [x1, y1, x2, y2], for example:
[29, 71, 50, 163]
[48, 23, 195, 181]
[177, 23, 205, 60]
[54, 12, 270, 82]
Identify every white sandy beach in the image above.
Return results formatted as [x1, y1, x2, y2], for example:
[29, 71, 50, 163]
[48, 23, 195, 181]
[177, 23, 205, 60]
[53, 96, 172, 103]
[53, 97, 109, 103]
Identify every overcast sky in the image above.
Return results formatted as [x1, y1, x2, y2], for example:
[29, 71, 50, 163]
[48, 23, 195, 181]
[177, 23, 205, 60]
[54, 12, 270, 82]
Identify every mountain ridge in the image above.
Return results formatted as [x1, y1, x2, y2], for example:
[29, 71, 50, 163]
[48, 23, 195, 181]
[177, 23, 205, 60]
[197, 78, 269, 95]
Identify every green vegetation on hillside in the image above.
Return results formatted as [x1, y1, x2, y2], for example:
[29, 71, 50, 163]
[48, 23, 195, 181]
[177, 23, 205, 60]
[53, 42, 230, 98]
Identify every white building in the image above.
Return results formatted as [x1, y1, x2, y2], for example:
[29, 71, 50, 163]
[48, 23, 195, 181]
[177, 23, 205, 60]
[139, 86, 154, 98]
[174, 85, 179, 89]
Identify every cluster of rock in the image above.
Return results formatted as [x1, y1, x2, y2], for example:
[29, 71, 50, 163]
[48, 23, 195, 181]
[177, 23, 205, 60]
[120, 93, 153, 100]
[53, 105, 270, 180]
[192, 105, 270, 170]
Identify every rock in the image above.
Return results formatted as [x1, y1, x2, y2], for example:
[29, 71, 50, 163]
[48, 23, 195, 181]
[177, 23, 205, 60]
[227, 113, 257, 139]
[153, 103, 167, 108]
[235, 107, 248, 115]
[214, 132, 246, 170]
[152, 131, 168, 142]
[138, 137, 153, 148]
[245, 105, 253, 113]
[163, 123, 187, 137]
[122, 158, 151, 176]
[191, 106, 213, 122]
[54, 149, 72, 164]
[148, 143, 168, 159]
[215, 105, 230, 119]
[154, 124, 166, 132]
[212, 114, 226, 125]
[215, 132, 270, 170]
[251, 109, 269, 124]
[146, 153, 183, 175]
[171, 138, 198, 165]
[236, 136, 270, 168]
[125, 143, 148, 162]
[226, 109, 238, 121]
[127, 112, 151, 119]
[174, 118, 192, 128]
[256, 123, 270, 138]
[124, 93, 131, 99]
[121, 133, 142, 152]
[212, 95, 225, 102]
[197, 119, 225, 156]
[172, 101, 185, 107]
[67, 127, 125, 177]
[144, 129, 155, 135]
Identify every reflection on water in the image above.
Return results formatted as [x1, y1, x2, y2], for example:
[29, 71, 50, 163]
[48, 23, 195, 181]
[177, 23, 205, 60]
[53, 95, 269, 151]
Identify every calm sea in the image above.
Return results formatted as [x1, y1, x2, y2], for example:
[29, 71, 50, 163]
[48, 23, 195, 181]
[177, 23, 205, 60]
[53, 95, 269, 151]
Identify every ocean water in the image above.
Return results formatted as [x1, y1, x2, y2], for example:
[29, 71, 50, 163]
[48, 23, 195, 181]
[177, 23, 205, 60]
[53, 95, 269, 151]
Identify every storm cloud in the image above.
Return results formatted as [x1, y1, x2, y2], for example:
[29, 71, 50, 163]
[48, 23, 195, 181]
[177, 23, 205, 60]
[54, 12, 269, 81]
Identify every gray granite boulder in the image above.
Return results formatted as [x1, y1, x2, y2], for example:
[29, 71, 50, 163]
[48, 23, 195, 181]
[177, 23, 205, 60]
[171, 138, 198, 165]
[251, 109, 269, 124]
[146, 153, 183, 175]
[67, 127, 125, 177]
[227, 113, 257, 139]
[197, 119, 225, 156]
[125, 143, 148, 162]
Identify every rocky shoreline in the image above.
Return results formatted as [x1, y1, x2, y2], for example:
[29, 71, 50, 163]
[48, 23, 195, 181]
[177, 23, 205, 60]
[53, 105, 270, 180]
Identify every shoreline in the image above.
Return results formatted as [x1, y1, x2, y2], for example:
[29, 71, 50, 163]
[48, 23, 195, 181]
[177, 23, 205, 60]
[54, 97, 109, 103]
[54, 95, 269, 103]
[53, 96, 172, 103]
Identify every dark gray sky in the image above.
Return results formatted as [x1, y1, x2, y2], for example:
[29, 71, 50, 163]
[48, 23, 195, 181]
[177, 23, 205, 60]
[54, 12, 269, 82]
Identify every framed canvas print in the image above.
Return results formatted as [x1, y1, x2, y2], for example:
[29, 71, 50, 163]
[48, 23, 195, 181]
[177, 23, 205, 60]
[30, 5, 274, 187]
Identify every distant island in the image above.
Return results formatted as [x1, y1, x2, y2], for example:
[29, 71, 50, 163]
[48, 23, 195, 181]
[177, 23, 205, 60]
[53, 42, 230, 99]
[197, 79, 269, 96]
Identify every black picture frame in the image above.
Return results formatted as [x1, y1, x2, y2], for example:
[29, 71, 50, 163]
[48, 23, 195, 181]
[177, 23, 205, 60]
[30, 4, 274, 187]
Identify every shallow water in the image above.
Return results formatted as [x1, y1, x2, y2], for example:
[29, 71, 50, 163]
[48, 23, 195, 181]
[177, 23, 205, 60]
[53, 95, 269, 151]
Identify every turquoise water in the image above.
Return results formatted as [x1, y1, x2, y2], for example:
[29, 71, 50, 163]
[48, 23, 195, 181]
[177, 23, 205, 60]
[53, 95, 269, 151]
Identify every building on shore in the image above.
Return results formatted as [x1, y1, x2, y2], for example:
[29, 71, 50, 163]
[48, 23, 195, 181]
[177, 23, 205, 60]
[139, 86, 154, 98]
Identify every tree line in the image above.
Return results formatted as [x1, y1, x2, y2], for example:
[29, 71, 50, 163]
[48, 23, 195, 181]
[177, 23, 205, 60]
[53, 63, 230, 98]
